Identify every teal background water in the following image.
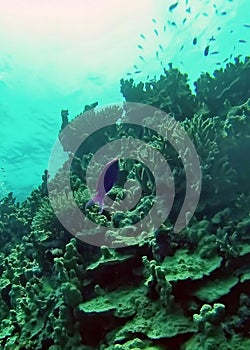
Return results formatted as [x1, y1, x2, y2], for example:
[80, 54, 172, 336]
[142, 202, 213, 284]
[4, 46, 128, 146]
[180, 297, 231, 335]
[0, 0, 249, 201]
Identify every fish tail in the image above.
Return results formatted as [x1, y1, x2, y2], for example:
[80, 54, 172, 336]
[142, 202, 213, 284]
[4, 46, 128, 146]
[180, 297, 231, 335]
[85, 196, 104, 214]
[85, 198, 95, 209]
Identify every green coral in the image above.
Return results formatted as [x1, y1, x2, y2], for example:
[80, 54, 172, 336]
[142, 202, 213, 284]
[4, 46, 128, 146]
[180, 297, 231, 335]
[0, 55, 250, 349]
[184, 304, 228, 350]
[155, 249, 222, 282]
[194, 56, 250, 117]
[121, 67, 198, 121]
[61, 282, 82, 308]
[193, 276, 239, 303]
[102, 338, 164, 350]
[193, 303, 225, 329]
[77, 285, 195, 345]
[0, 192, 31, 247]
[143, 256, 174, 308]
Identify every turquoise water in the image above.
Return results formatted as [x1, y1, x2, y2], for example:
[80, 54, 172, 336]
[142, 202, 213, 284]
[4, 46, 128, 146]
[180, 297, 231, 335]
[0, 1, 250, 349]
[0, 0, 249, 201]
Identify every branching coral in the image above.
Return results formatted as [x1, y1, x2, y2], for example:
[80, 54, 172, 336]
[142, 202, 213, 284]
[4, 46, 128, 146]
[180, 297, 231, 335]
[121, 67, 198, 121]
[0, 55, 250, 349]
[194, 56, 250, 117]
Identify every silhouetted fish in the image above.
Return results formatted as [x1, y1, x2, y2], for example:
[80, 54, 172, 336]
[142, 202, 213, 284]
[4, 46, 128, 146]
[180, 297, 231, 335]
[159, 44, 164, 52]
[210, 51, 219, 55]
[169, 2, 178, 12]
[139, 55, 145, 61]
[154, 29, 159, 36]
[243, 24, 250, 28]
[204, 45, 210, 56]
[138, 45, 143, 50]
[140, 34, 146, 39]
[209, 36, 216, 41]
[239, 39, 247, 43]
[193, 37, 197, 45]
[85, 158, 119, 213]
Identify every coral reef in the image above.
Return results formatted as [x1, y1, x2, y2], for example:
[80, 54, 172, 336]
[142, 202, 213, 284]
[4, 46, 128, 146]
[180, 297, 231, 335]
[194, 56, 250, 118]
[0, 56, 250, 349]
[120, 67, 198, 121]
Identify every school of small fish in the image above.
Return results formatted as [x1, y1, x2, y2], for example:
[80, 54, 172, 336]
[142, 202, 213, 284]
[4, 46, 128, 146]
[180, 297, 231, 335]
[126, 0, 248, 77]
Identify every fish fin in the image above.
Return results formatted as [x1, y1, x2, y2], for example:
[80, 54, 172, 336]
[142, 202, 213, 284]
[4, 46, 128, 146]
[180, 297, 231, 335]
[85, 196, 104, 214]
[98, 203, 104, 214]
[85, 198, 95, 210]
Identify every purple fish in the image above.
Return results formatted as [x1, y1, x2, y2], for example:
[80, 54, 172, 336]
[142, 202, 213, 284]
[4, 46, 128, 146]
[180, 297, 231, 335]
[85, 158, 119, 213]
